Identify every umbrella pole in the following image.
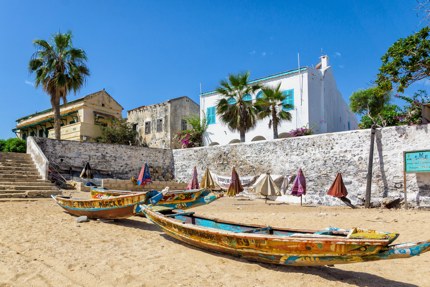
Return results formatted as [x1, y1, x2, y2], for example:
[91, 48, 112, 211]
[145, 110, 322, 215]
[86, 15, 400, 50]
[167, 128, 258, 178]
[265, 196, 268, 204]
[300, 195, 303, 206]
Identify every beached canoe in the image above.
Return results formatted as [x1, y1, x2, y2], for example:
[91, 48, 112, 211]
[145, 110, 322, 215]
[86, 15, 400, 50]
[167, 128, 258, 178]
[142, 206, 430, 266]
[91, 188, 222, 210]
[51, 192, 151, 219]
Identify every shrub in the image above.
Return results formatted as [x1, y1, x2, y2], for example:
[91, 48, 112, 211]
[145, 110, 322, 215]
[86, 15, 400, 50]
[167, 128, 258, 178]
[288, 126, 313, 137]
[3, 138, 26, 153]
[0, 139, 5, 151]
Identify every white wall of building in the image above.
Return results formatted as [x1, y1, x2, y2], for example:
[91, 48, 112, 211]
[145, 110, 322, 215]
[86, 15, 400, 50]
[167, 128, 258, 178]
[201, 56, 358, 146]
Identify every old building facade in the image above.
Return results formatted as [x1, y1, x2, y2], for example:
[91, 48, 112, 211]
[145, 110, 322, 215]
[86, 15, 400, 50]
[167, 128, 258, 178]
[14, 90, 123, 142]
[200, 56, 358, 146]
[127, 96, 199, 149]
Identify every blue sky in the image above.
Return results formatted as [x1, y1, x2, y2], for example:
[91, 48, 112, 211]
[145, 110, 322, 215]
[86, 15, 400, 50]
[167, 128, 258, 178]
[0, 0, 428, 139]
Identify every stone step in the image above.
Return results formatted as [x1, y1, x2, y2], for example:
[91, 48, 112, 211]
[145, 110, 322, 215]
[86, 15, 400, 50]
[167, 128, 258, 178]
[0, 181, 54, 186]
[0, 190, 61, 198]
[0, 178, 49, 183]
[0, 159, 33, 164]
[0, 152, 31, 159]
[0, 169, 40, 176]
[0, 185, 58, 191]
[0, 165, 36, 170]
[0, 175, 41, 180]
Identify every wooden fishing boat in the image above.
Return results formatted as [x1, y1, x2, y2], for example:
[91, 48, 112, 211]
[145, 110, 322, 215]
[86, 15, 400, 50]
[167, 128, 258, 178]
[142, 206, 430, 266]
[51, 192, 150, 219]
[91, 188, 222, 210]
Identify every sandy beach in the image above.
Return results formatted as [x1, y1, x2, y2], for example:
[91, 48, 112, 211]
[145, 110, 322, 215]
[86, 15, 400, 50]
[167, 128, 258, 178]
[0, 196, 429, 287]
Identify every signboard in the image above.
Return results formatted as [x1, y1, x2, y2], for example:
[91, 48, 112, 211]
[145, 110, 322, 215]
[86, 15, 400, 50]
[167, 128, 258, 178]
[404, 150, 430, 173]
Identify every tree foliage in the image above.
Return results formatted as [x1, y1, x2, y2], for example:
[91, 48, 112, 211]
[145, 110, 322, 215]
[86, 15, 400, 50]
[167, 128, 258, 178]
[255, 83, 293, 139]
[377, 26, 430, 93]
[216, 72, 261, 142]
[397, 90, 430, 125]
[350, 87, 391, 126]
[175, 115, 207, 148]
[0, 138, 26, 153]
[97, 119, 138, 145]
[29, 31, 90, 139]
[358, 104, 401, 129]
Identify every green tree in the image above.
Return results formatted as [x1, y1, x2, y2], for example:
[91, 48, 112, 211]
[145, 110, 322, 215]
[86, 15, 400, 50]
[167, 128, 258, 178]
[255, 83, 292, 139]
[29, 31, 90, 140]
[216, 72, 261, 142]
[397, 90, 430, 125]
[350, 87, 391, 125]
[350, 87, 390, 208]
[97, 119, 138, 145]
[0, 139, 5, 151]
[3, 138, 26, 153]
[358, 104, 401, 129]
[377, 26, 430, 93]
[175, 115, 207, 148]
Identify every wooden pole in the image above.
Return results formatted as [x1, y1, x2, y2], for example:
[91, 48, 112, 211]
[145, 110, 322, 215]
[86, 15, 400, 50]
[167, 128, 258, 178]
[300, 195, 303, 206]
[365, 125, 376, 208]
[403, 171, 408, 209]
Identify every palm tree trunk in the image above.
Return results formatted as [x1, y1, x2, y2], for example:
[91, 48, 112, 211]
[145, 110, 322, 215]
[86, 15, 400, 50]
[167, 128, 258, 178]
[51, 96, 61, 140]
[272, 108, 278, 139]
[240, 130, 245, 142]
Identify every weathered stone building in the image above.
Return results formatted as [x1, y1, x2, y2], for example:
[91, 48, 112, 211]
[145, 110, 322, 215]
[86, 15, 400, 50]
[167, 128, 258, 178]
[127, 96, 199, 149]
[13, 90, 123, 142]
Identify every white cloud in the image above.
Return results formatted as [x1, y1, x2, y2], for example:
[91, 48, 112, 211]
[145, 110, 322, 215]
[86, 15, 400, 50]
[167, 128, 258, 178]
[261, 52, 267, 57]
[249, 50, 256, 55]
[24, 80, 34, 87]
[338, 65, 345, 69]
[334, 52, 342, 58]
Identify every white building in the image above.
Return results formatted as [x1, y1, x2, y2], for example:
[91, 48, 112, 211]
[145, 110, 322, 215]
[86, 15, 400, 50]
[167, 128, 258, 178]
[200, 56, 358, 146]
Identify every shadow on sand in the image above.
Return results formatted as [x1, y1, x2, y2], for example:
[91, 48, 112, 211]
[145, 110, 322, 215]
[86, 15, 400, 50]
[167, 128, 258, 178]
[159, 233, 417, 287]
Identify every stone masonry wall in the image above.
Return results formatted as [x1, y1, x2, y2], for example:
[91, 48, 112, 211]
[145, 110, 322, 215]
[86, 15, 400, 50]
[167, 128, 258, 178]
[33, 137, 174, 180]
[173, 125, 430, 207]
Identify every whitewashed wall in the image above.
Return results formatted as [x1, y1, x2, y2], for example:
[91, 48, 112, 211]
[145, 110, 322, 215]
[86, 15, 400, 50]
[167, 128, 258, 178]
[173, 124, 430, 207]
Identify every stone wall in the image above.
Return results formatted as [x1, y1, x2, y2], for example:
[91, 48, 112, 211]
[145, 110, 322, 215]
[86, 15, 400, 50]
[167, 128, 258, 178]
[33, 137, 174, 180]
[102, 179, 187, 191]
[173, 125, 430, 207]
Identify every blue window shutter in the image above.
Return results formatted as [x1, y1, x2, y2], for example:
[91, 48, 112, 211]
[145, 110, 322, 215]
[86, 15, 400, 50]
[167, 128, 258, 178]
[206, 107, 216, 125]
[282, 89, 294, 111]
[256, 91, 263, 99]
[243, 94, 252, 101]
[227, 98, 237, 105]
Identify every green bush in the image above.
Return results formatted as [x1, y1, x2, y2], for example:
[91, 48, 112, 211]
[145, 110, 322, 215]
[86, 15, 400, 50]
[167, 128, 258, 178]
[0, 139, 5, 151]
[2, 138, 26, 153]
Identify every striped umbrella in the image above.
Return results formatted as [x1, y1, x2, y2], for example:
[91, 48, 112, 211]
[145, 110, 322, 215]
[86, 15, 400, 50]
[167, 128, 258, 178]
[187, 166, 199, 190]
[290, 168, 306, 205]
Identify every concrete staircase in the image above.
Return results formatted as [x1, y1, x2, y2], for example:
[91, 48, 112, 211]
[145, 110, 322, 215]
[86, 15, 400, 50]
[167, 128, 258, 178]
[0, 152, 61, 198]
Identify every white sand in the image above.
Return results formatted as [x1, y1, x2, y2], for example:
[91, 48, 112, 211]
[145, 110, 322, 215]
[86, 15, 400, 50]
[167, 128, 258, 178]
[0, 196, 429, 287]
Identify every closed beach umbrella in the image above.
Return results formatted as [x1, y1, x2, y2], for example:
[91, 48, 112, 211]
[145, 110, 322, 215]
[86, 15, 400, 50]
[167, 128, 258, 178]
[200, 167, 216, 189]
[291, 168, 306, 205]
[137, 163, 152, 186]
[280, 175, 289, 195]
[80, 162, 93, 179]
[327, 173, 356, 209]
[226, 167, 243, 197]
[187, 166, 199, 190]
[327, 173, 348, 198]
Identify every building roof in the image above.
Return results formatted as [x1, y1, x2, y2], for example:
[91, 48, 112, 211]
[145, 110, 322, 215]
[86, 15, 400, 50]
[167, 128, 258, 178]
[127, 96, 198, 113]
[201, 67, 308, 97]
[16, 89, 122, 122]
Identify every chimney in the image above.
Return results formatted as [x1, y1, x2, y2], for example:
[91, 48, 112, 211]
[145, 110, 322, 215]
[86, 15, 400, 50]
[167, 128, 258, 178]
[320, 55, 329, 70]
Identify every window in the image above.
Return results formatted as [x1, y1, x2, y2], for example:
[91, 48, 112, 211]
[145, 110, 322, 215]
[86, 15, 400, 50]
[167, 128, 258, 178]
[38, 129, 44, 137]
[227, 98, 236, 105]
[256, 91, 264, 100]
[181, 119, 188, 131]
[145, 121, 151, 134]
[132, 123, 138, 131]
[206, 107, 216, 125]
[348, 121, 351, 130]
[157, 119, 163, 132]
[282, 89, 294, 111]
[243, 94, 252, 102]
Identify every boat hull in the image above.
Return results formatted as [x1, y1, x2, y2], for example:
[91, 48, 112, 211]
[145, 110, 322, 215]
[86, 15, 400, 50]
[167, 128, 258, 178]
[142, 206, 429, 266]
[52, 193, 148, 219]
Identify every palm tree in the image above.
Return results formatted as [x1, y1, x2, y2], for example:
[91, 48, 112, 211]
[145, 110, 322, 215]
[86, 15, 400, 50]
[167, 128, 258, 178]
[255, 83, 293, 139]
[29, 31, 90, 140]
[216, 72, 261, 142]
